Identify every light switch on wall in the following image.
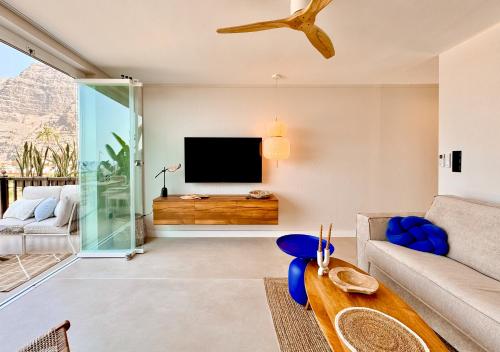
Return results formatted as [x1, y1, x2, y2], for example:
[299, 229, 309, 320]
[445, 153, 452, 168]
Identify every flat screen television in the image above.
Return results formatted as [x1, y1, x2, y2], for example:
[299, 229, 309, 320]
[184, 137, 262, 183]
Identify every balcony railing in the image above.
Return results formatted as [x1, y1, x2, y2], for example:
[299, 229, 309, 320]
[0, 176, 78, 216]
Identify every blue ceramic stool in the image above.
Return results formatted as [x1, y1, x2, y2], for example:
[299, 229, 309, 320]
[277, 234, 334, 305]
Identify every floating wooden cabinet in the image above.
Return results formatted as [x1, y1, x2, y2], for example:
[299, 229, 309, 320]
[153, 198, 195, 225]
[153, 195, 278, 225]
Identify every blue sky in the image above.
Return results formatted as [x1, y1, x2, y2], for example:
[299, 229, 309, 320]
[0, 42, 36, 78]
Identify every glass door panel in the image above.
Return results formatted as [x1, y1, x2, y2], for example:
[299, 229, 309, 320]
[78, 81, 136, 255]
[133, 84, 144, 218]
[133, 84, 145, 248]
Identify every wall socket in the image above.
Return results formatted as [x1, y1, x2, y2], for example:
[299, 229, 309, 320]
[439, 153, 452, 168]
[439, 154, 445, 167]
[439, 151, 462, 172]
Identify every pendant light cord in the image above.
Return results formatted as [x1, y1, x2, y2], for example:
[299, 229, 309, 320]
[273, 74, 280, 122]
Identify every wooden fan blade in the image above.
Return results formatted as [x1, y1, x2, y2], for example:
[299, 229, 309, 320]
[303, 25, 335, 58]
[305, 0, 333, 15]
[217, 19, 290, 33]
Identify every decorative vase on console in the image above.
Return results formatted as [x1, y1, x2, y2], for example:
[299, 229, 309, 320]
[155, 163, 181, 197]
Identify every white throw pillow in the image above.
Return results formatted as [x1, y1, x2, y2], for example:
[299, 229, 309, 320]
[3, 199, 43, 220]
[2, 201, 20, 219]
[54, 196, 73, 227]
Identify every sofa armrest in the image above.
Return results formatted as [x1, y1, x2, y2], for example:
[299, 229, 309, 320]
[356, 212, 425, 271]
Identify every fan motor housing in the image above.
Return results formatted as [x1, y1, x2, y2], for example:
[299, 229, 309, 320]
[290, 0, 310, 14]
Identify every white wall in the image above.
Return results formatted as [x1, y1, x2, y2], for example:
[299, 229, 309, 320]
[439, 23, 500, 202]
[144, 85, 438, 236]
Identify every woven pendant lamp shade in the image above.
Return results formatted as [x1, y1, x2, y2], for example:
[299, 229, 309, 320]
[263, 120, 290, 160]
[264, 74, 290, 164]
[263, 136, 290, 160]
[268, 120, 288, 137]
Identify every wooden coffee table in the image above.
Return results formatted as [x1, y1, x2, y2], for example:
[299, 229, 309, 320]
[304, 258, 448, 351]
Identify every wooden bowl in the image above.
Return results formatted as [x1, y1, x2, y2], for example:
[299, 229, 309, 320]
[248, 190, 272, 199]
[328, 267, 379, 294]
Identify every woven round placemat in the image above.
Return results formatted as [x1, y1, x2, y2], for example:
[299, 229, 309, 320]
[335, 307, 429, 352]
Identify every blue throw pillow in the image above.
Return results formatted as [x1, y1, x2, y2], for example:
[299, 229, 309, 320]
[34, 197, 58, 222]
[386, 216, 449, 255]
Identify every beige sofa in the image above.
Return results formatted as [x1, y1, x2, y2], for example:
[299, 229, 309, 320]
[0, 185, 79, 254]
[357, 195, 500, 352]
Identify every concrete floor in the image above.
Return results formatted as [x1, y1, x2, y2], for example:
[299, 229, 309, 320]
[0, 237, 356, 352]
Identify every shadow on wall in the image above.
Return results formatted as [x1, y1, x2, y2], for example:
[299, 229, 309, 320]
[261, 125, 313, 181]
[275, 192, 299, 228]
[288, 126, 315, 163]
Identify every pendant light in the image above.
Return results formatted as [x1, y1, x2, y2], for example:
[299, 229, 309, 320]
[263, 74, 290, 167]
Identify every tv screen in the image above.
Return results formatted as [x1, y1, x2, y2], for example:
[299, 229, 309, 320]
[184, 137, 262, 183]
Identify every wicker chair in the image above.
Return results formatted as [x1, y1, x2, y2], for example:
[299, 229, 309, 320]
[18, 320, 71, 352]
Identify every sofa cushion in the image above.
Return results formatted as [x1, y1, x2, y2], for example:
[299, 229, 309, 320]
[366, 240, 500, 352]
[23, 186, 62, 201]
[425, 195, 500, 281]
[53, 185, 79, 227]
[34, 198, 58, 222]
[386, 216, 449, 255]
[0, 218, 36, 234]
[60, 185, 79, 203]
[54, 197, 73, 227]
[3, 199, 43, 220]
[23, 217, 76, 235]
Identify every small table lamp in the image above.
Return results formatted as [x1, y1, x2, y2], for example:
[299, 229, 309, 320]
[155, 163, 181, 197]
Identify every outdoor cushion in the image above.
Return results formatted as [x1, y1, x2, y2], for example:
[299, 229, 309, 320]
[3, 199, 43, 220]
[425, 195, 500, 281]
[0, 218, 36, 234]
[54, 197, 72, 227]
[366, 240, 500, 352]
[34, 198, 58, 222]
[53, 185, 79, 227]
[60, 185, 79, 203]
[23, 217, 76, 235]
[23, 186, 62, 201]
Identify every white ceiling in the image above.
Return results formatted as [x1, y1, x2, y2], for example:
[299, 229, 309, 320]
[5, 0, 500, 85]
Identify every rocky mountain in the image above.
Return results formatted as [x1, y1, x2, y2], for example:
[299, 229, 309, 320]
[0, 63, 76, 172]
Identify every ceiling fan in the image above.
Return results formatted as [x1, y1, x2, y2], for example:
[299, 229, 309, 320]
[217, 0, 335, 59]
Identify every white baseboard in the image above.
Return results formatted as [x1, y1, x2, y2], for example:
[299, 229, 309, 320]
[149, 229, 355, 238]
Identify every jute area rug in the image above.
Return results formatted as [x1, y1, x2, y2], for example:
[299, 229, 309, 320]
[263, 278, 457, 352]
[264, 278, 331, 352]
[0, 254, 70, 292]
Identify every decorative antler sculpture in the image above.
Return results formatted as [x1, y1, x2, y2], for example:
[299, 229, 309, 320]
[317, 223, 332, 276]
